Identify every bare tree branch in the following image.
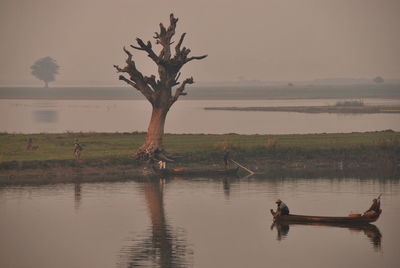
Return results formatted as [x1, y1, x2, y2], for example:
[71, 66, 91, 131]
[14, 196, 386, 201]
[113, 64, 125, 73]
[118, 75, 154, 103]
[175, 72, 181, 82]
[114, 47, 155, 103]
[175, 33, 186, 55]
[130, 38, 161, 64]
[144, 75, 158, 91]
[170, 77, 194, 105]
[173, 36, 208, 69]
[185, 54, 208, 63]
[154, 13, 178, 60]
[118, 75, 136, 87]
[167, 14, 178, 39]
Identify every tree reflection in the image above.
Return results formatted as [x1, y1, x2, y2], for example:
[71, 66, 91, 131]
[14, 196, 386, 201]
[118, 179, 193, 268]
[271, 221, 382, 250]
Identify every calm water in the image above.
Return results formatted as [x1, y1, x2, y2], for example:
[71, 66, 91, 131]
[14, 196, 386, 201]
[1, 176, 399, 268]
[1, 99, 400, 134]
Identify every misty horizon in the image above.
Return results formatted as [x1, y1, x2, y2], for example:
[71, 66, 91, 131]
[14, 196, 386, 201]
[1, 76, 400, 88]
[1, 0, 399, 87]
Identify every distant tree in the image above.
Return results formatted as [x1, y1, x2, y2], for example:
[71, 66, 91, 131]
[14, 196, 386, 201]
[31, 56, 59, 87]
[373, 76, 384, 84]
[288, 82, 294, 87]
[114, 14, 207, 161]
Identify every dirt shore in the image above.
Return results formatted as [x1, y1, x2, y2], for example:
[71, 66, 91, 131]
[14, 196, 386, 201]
[1, 155, 398, 185]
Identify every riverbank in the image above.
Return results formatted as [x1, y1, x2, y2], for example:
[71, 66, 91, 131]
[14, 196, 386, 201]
[1, 131, 399, 184]
[205, 105, 400, 114]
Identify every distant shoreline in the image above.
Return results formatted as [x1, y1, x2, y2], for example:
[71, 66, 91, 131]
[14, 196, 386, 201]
[1, 84, 400, 100]
[205, 105, 400, 114]
[3, 96, 400, 101]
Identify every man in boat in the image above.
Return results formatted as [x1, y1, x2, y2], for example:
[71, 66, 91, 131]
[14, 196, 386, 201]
[274, 199, 290, 216]
[364, 197, 381, 217]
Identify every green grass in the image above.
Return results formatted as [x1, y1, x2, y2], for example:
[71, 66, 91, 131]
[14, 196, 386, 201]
[0, 131, 399, 164]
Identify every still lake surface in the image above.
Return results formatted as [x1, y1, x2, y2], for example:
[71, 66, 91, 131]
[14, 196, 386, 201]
[1, 98, 400, 134]
[1, 176, 399, 268]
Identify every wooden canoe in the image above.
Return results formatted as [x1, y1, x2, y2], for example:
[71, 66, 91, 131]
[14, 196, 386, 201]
[270, 209, 381, 224]
[153, 166, 239, 177]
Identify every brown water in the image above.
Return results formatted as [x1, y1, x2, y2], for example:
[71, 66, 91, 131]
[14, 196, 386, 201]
[1, 176, 399, 268]
[1, 99, 400, 134]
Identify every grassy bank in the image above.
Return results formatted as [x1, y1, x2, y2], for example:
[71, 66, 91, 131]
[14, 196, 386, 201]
[0, 131, 399, 166]
[1, 131, 399, 184]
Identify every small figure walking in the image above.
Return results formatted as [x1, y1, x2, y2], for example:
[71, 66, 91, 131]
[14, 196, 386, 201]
[73, 139, 83, 160]
[158, 160, 166, 169]
[26, 137, 33, 150]
[223, 147, 230, 169]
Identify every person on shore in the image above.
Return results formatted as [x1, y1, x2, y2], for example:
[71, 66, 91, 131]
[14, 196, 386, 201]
[74, 139, 83, 160]
[223, 147, 230, 169]
[26, 137, 33, 150]
[364, 197, 381, 217]
[274, 199, 290, 216]
[158, 160, 166, 169]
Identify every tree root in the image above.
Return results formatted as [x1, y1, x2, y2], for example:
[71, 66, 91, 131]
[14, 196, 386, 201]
[134, 144, 174, 163]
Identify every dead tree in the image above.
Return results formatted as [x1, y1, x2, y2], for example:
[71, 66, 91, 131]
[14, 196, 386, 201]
[114, 14, 207, 161]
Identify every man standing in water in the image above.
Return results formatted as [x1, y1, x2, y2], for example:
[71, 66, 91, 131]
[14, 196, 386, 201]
[223, 147, 230, 169]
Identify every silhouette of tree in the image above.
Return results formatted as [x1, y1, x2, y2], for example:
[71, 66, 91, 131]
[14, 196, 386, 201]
[373, 76, 384, 84]
[114, 14, 207, 161]
[31, 56, 59, 88]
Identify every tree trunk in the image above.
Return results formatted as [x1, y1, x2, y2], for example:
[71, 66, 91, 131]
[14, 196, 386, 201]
[136, 106, 169, 160]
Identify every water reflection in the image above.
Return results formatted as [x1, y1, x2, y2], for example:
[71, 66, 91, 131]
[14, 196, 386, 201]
[271, 221, 382, 250]
[33, 109, 58, 123]
[222, 178, 230, 199]
[74, 182, 81, 210]
[119, 179, 193, 268]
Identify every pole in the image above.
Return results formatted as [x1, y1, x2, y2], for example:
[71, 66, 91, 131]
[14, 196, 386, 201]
[230, 159, 255, 175]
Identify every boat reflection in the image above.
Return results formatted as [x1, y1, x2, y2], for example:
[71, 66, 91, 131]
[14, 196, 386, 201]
[271, 221, 382, 250]
[119, 179, 193, 268]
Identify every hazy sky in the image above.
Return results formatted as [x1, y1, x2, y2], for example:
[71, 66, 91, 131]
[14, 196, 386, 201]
[0, 0, 399, 85]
